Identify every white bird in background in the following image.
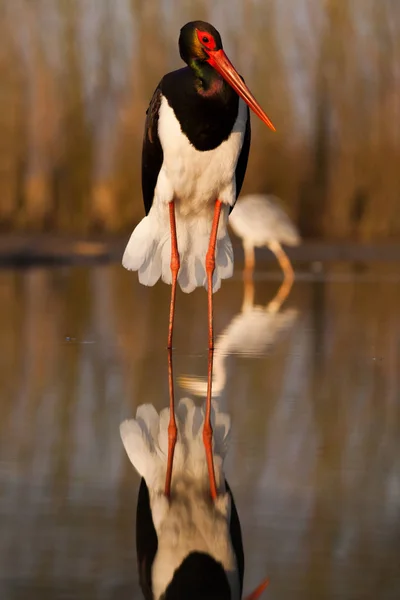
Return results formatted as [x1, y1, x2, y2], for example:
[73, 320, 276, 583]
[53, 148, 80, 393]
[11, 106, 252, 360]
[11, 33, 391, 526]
[179, 278, 298, 398]
[120, 398, 269, 600]
[229, 194, 300, 283]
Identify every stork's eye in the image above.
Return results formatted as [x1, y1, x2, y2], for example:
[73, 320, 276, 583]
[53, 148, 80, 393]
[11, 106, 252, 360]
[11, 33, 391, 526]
[196, 29, 216, 50]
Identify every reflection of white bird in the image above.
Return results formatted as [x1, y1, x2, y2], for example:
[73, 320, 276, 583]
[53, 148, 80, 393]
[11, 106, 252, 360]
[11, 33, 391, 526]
[179, 279, 298, 398]
[229, 194, 300, 282]
[120, 398, 269, 600]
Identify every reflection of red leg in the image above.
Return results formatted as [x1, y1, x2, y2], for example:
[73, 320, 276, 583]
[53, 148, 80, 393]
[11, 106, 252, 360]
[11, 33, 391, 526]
[165, 201, 179, 498]
[165, 347, 177, 498]
[203, 200, 223, 501]
[168, 201, 180, 350]
[203, 348, 217, 500]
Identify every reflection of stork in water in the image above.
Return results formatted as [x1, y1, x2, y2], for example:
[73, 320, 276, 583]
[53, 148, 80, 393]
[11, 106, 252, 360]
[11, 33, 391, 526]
[120, 398, 269, 600]
[229, 194, 300, 285]
[179, 277, 298, 398]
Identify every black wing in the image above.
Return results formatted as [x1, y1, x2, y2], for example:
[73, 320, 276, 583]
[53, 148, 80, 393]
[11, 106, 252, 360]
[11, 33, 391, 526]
[226, 479, 245, 596]
[231, 107, 251, 214]
[142, 83, 164, 215]
[136, 478, 158, 600]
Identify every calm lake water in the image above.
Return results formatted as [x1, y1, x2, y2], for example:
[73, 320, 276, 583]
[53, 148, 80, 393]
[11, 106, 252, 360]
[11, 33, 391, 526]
[0, 256, 399, 599]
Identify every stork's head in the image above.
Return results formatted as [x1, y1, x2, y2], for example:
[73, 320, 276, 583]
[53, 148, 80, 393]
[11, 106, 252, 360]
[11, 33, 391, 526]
[179, 21, 276, 131]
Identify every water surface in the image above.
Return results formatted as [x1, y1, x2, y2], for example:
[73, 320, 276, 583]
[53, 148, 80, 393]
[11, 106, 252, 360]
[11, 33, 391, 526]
[0, 259, 399, 599]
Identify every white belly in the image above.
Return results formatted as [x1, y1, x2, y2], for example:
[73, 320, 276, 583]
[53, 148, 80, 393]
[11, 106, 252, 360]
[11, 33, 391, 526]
[155, 95, 248, 216]
[122, 96, 246, 292]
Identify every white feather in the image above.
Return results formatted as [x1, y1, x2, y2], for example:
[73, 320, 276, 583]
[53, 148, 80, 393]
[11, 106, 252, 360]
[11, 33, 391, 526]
[119, 397, 239, 600]
[122, 96, 248, 293]
[229, 193, 301, 247]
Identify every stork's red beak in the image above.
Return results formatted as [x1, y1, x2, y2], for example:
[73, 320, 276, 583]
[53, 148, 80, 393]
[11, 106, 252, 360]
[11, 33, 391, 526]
[206, 49, 276, 132]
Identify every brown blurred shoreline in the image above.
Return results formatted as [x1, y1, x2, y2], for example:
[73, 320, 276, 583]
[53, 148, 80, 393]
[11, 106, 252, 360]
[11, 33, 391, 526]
[1, 1, 399, 241]
[1, 234, 400, 267]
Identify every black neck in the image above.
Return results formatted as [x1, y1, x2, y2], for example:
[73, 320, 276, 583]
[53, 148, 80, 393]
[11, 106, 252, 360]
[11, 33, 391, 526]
[161, 66, 240, 151]
[189, 60, 231, 100]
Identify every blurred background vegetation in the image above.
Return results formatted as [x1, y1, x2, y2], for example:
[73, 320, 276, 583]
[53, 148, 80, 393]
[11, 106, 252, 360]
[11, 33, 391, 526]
[0, 0, 399, 240]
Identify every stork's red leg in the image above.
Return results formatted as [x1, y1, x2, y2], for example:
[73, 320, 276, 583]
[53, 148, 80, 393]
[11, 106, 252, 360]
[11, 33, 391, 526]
[203, 199, 223, 501]
[165, 201, 179, 498]
[168, 201, 180, 349]
[206, 199, 222, 351]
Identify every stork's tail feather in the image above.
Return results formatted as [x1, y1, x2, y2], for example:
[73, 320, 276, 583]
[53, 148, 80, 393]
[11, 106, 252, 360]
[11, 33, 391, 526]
[120, 398, 231, 492]
[122, 209, 233, 293]
[122, 215, 166, 288]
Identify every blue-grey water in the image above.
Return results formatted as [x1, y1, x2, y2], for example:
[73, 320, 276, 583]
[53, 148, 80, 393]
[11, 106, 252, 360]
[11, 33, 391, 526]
[0, 259, 399, 599]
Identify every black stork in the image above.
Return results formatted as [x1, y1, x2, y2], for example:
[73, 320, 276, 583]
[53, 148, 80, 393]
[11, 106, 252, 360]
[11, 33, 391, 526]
[122, 21, 275, 501]
[120, 398, 270, 600]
